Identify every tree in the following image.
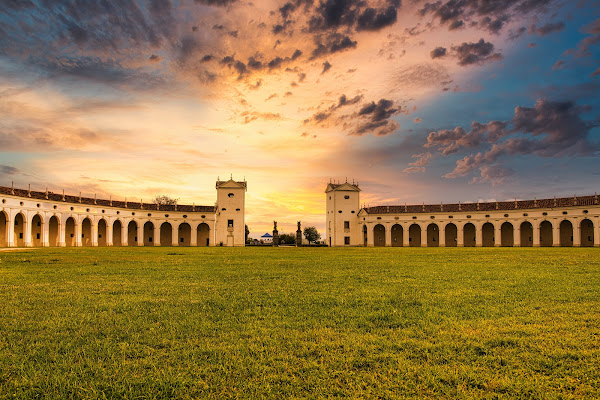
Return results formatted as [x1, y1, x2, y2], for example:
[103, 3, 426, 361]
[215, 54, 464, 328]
[279, 233, 296, 245]
[153, 195, 179, 205]
[303, 226, 321, 244]
[245, 224, 250, 243]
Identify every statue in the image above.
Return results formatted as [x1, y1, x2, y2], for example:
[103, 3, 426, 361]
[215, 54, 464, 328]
[296, 220, 302, 247]
[272, 220, 280, 246]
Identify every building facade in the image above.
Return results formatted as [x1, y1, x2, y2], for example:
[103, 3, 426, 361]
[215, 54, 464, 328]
[326, 182, 600, 247]
[0, 179, 246, 247]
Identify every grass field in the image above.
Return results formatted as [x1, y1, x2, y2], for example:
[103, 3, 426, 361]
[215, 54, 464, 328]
[0, 247, 599, 399]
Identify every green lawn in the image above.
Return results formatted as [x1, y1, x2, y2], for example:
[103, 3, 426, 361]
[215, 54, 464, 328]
[0, 247, 599, 399]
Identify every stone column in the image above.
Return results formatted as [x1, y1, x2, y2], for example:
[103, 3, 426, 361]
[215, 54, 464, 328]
[366, 224, 374, 247]
[154, 225, 160, 246]
[573, 220, 581, 247]
[107, 221, 113, 246]
[533, 222, 540, 247]
[121, 221, 129, 246]
[439, 224, 446, 247]
[191, 225, 198, 246]
[137, 223, 144, 246]
[385, 224, 392, 247]
[7, 212, 15, 247]
[457, 224, 464, 247]
[91, 221, 99, 247]
[595, 217, 600, 247]
[475, 223, 483, 247]
[420, 225, 427, 247]
[42, 217, 49, 247]
[58, 218, 66, 247]
[552, 220, 560, 247]
[75, 220, 82, 247]
[494, 225, 502, 247]
[514, 226, 521, 247]
[403, 224, 410, 247]
[172, 224, 179, 247]
[24, 214, 32, 247]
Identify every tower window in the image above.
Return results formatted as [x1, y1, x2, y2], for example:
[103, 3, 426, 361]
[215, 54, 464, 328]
[344, 221, 350, 229]
[228, 219, 234, 228]
[228, 193, 234, 197]
[344, 195, 350, 199]
[344, 236, 350, 245]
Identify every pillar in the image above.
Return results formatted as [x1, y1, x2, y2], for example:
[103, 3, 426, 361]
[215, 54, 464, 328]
[366, 224, 374, 247]
[24, 215, 32, 247]
[42, 218, 49, 247]
[403, 224, 410, 247]
[514, 226, 521, 247]
[385, 224, 392, 247]
[475, 224, 483, 247]
[420, 225, 427, 247]
[172, 225, 179, 247]
[58, 218, 66, 247]
[439, 225, 446, 247]
[107, 222, 113, 246]
[595, 217, 600, 247]
[137, 223, 144, 246]
[494, 225, 501, 247]
[191, 225, 198, 247]
[573, 220, 581, 247]
[7, 212, 15, 247]
[533, 223, 540, 247]
[91, 221, 98, 247]
[75, 220, 82, 247]
[457, 224, 464, 247]
[552, 220, 560, 247]
[121, 222, 128, 246]
[154, 225, 160, 246]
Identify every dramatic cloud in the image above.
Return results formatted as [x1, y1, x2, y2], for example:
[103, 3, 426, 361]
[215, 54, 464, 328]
[529, 22, 565, 36]
[310, 33, 358, 59]
[452, 39, 503, 66]
[430, 46, 447, 59]
[350, 98, 401, 136]
[305, 94, 363, 124]
[425, 100, 600, 181]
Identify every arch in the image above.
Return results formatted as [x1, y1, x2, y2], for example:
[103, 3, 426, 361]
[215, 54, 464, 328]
[409, 224, 421, 247]
[98, 219, 107, 246]
[113, 220, 122, 247]
[363, 225, 367, 246]
[559, 220, 573, 247]
[445, 223, 457, 247]
[127, 221, 138, 246]
[178, 223, 191, 246]
[31, 214, 43, 247]
[520, 221, 533, 247]
[580, 219, 594, 247]
[540, 221, 553, 247]
[197, 223, 210, 247]
[160, 222, 172, 246]
[427, 223, 439, 247]
[65, 217, 76, 247]
[0, 211, 8, 247]
[501, 222, 514, 247]
[14, 212, 25, 247]
[482, 222, 495, 247]
[463, 223, 476, 247]
[144, 221, 154, 246]
[49, 216, 59, 247]
[373, 224, 385, 247]
[81, 218, 92, 247]
[391, 224, 403, 247]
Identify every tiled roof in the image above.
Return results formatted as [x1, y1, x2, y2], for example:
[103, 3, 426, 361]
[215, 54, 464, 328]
[363, 194, 600, 215]
[0, 186, 216, 213]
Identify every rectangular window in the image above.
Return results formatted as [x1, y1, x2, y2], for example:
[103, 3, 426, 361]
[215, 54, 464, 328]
[36, 233, 40, 239]
[344, 236, 350, 245]
[228, 219, 234, 228]
[149, 237, 153, 243]
[180, 238, 184, 243]
[19, 233, 23, 239]
[344, 221, 350, 229]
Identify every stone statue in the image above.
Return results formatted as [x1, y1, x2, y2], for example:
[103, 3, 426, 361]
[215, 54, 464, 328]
[296, 220, 302, 247]
[272, 220, 280, 246]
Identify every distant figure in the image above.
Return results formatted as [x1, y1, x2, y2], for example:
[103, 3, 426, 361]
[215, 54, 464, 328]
[273, 220, 280, 246]
[296, 221, 302, 247]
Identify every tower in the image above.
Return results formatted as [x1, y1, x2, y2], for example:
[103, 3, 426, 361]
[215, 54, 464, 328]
[325, 180, 361, 246]
[215, 178, 247, 246]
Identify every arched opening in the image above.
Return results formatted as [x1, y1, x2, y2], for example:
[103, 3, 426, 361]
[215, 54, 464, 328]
[409, 224, 421, 247]
[14, 213, 25, 247]
[501, 222, 514, 247]
[445, 223, 457, 247]
[144, 222, 154, 246]
[49, 216, 59, 247]
[559, 220, 573, 247]
[127, 221, 138, 246]
[520, 221, 533, 247]
[373, 224, 385, 247]
[0, 211, 7, 247]
[160, 222, 172, 246]
[580, 219, 594, 247]
[540, 221, 553, 247]
[98, 219, 107, 246]
[482, 222, 495, 247]
[463, 223, 476, 247]
[32, 214, 42, 246]
[81, 218, 92, 246]
[113, 220, 122, 246]
[65, 217, 76, 247]
[363, 225, 367, 246]
[427, 223, 439, 247]
[197, 223, 210, 247]
[179, 223, 191, 246]
[391, 224, 402, 247]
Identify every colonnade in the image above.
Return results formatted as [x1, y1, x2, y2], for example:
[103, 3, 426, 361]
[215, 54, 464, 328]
[0, 211, 212, 247]
[365, 218, 599, 247]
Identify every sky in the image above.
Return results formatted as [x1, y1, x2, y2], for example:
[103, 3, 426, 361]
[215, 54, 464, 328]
[0, 0, 599, 237]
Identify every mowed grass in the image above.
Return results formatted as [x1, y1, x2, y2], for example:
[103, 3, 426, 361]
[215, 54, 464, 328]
[0, 247, 599, 399]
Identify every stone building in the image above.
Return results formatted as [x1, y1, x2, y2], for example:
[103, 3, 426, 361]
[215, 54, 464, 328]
[326, 181, 600, 247]
[0, 179, 246, 247]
